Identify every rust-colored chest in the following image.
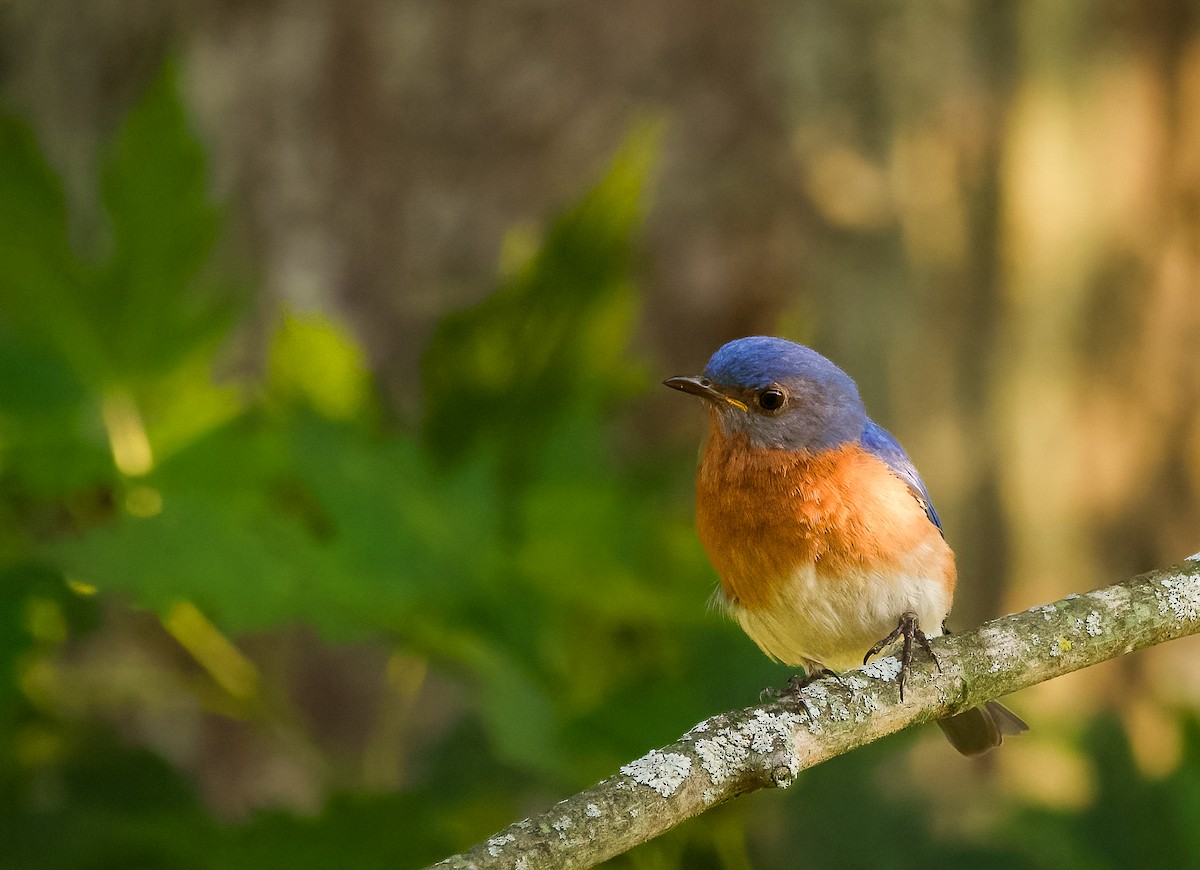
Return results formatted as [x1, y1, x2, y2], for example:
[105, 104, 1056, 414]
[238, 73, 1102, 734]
[695, 418, 938, 611]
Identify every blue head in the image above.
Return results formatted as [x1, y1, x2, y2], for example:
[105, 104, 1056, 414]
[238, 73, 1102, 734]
[664, 336, 868, 451]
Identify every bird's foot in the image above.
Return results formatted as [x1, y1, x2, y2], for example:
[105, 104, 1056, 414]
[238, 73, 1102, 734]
[766, 668, 845, 696]
[761, 668, 844, 717]
[863, 611, 941, 701]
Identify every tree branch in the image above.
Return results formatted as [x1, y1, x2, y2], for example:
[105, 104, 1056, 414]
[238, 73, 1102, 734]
[427, 556, 1200, 870]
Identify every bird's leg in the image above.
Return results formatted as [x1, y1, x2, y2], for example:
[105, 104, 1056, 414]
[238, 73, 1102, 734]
[785, 668, 845, 692]
[760, 666, 844, 701]
[761, 667, 845, 719]
[809, 667, 848, 688]
[863, 611, 941, 701]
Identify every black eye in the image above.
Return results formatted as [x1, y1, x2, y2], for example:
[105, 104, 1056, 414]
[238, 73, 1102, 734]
[757, 388, 786, 412]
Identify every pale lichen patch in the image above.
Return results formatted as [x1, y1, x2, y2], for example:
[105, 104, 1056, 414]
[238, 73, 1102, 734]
[801, 712, 824, 734]
[1088, 585, 1130, 610]
[853, 685, 883, 723]
[804, 683, 829, 703]
[980, 625, 1025, 674]
[1154, 575, 1200, 623]
[861, 656, 902, 682]
[797, 685, 828, 733]
[585, 803, 601, 818]
[1085, 611, 1103, 636]
[695, 730, 751, 786]
[801, 679, 851, 721]
[749, 708, 803, 753]
[825, 697, 851, 721]
[695, 708, 802, 786]
[486, 833, 516, 857]
[620, 750, 692, 798]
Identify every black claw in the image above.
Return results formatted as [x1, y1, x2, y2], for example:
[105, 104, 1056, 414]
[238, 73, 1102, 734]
[899, 620, 914, 700]
[770, 675, 814, 718]
[782, 668, 846, 692]
[863, 611, 939, 702]
[785, 674, 810, 694]
[812, 667, 847, 689]
[863, 623, 904, 666]
[913, 626, 942, 673]
[763, 668, 845, 718]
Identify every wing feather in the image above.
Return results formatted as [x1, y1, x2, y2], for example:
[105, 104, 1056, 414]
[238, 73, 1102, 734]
[860, 420, 943, 534]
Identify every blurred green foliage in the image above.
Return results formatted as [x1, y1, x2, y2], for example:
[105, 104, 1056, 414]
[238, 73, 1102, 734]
[1011, 715, 1200, 870]
[1, 63, 1197, 870]
[0, 64, 745, 868]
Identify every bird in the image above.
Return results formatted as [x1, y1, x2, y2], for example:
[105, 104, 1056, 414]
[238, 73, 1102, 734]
[665, 335, 1027, 756]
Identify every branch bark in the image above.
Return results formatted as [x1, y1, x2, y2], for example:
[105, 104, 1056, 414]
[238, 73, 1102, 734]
[428, 556, 1200, 870]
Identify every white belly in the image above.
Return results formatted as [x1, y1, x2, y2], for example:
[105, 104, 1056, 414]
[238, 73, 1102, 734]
[729, 562, 952, 673]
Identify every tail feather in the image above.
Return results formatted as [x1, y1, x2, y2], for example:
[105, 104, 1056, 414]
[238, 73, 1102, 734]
[936, 701, 1028, 757]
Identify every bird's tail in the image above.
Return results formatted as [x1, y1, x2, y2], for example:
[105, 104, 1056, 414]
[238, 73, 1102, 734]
[936, 701, 1028, 756]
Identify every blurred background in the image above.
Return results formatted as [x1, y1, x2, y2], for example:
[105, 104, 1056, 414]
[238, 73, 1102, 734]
[2, 2, 1200, 868]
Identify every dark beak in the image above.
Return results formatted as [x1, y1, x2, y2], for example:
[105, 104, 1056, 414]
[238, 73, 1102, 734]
[663, 376, 748, 411]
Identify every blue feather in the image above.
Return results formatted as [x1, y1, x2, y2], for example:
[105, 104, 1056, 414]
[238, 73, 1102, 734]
[860, 420, 943, 534]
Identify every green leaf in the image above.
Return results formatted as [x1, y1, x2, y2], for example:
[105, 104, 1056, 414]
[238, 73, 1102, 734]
[282, 415, 502, 629]
[0, 63, 237, 388]
[421, 122, 659, 466]
[48, 493, 341, 635]
[0, 327, 87, 417]
[0, 117, 99, 373]
[45, 412, 501, 641]
[475, 653, 562, 773]
[0, 733, 459, 870]
[0, 565, 100, 707]
[268, 311, 373, 421]
[93, 61, 235, 379]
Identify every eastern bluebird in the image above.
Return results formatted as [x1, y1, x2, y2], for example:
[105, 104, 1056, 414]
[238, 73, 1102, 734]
[666, 336, 1027, 755]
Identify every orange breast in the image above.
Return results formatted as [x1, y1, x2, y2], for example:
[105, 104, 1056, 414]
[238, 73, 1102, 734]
[695, 415, 956, 612]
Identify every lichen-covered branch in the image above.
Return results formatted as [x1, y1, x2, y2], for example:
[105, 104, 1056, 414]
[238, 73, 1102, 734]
[428, 556, 1200, 870]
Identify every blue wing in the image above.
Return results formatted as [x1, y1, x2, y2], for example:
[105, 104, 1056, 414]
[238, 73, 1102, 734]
[860, 420, 943, 535]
